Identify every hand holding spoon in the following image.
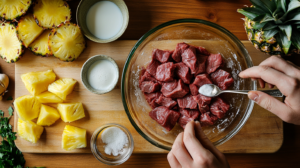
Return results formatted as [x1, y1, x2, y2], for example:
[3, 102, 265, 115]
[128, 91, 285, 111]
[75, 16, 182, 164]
[198, 84, 283, 98]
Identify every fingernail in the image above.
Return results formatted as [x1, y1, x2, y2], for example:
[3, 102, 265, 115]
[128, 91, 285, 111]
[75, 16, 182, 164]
[248, 91, 259, 102]
[195, 121, 199, 124]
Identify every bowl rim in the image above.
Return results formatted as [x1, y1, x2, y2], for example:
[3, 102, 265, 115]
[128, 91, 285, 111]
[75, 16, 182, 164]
[121, 18, 256, 150]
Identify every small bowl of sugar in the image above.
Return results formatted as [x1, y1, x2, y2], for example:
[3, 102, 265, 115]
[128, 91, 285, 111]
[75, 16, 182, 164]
[77, 0, 129, 43]
[90, 123, 134, 165]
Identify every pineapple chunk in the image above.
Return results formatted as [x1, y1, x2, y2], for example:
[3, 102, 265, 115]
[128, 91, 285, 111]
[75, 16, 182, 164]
[21, 70, 56, 96]
[14, 95, 41, 121]
[18, 118, 44, 143]
[48, 78, 76, 100]
[29, 30, 52, 57]
[57, 103, 85, 122]
[36, 91, 63, 104]
[17, 14, 44, 48]
[37, 104, 60, 126]
[0, 0, 32, 21]
[62, 125, 86, 151]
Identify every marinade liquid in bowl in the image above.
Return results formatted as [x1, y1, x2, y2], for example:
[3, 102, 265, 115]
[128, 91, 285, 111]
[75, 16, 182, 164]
[121, 19, 256, 150]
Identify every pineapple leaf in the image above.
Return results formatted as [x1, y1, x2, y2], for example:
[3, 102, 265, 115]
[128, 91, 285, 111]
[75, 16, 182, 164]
[297, 25, 300, 29]
[264, 29, 279, 40]
[253, 22, 267, 29]
[277, 0, 287, 12]
[261, 0, 277, 13]
[278, 25, 292, 40]
[237, 8, 265, 20]
[263, 22, 278, 30]
[256, 14, 275, 23]
[250, 0, 272, 13]
[277, 31, 292, 54]
[287, 0, 300, 12]
[291, 29, 300, 50]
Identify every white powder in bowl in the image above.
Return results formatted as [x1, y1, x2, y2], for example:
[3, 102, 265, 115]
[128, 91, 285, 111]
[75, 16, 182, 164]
[101, 127, 129, 156]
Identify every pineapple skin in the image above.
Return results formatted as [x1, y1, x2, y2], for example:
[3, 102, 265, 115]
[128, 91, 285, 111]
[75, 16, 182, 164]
[48, 78, 77, 100]
[36, 91, 63, 104]
[37, 104, 60, 126]
[0, 22, 24, 63]
[14, 95, 41, 121]
[28, 29, 52, 57]
[0, 0, 32, 21]
[57, 103, 85, 123]
[18, 118, 44, 143]
[21, 69, 56, 96]
[62, 125, 86, 151]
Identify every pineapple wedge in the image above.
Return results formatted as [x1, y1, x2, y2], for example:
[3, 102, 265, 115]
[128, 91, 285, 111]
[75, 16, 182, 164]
[36, 91, 63, 104]
[29, 30, 52, 57]
[0, 0, 32, 21]
[48, 78, 76, 100]
[33, 0, 71, 29]
[14, 95, 41, 121]
[37, 104, 60, 126]
[17, 14, 44, 48]
[62, 125, 86, 151]
[21, 70, 56, 96]
[18, 118, 44, 143]
[57, 103, 85, 122]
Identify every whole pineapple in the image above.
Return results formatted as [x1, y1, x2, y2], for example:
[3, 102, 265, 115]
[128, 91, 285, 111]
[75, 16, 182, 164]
[238, 0, 300, 56]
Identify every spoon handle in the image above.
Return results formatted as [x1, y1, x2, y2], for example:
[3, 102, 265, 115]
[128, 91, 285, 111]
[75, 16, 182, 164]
[221, 89, 283, 97]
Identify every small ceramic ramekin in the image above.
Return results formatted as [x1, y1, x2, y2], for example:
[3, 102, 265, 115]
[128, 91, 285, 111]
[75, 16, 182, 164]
[81, 55, 119, 94]
[90, 123, 134, 165]
[76, 0, 129, 43]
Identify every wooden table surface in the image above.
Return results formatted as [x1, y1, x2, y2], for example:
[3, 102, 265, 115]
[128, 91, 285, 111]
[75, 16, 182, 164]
[1, 0, 300, 167]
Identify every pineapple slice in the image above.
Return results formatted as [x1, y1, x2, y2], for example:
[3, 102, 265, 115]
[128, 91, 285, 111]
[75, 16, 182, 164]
[17, 14, 44, 48]
[14, 95, 41, 121]
[0, 22, 24, 63]
[33, 0, 71, 29]
[36, 91, 63, 104]
[37, 104, 60, 126]
[49, 22, 86, 62]
[48, 78, 77, 100]
[62, 125, 86, 151]
[0, 0, 32, 21]
[29, 30, 52, 57]
[57, 103, 85, 122]
[18, 118, 44, 143]
[21, 70, 56, 96]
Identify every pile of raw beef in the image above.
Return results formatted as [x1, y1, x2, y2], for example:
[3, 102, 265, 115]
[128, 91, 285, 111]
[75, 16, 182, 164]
[139, 42, 234, 131]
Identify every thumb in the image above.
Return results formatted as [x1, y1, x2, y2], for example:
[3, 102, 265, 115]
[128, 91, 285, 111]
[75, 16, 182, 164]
[248, 91, 292, 122]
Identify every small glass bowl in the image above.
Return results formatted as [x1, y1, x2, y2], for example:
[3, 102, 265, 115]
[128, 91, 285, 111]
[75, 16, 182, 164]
[90, 123, 134, 166]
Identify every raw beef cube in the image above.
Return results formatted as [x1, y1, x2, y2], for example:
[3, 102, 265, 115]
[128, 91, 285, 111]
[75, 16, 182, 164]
[172, 104, 179, 110]
[172, 42, 190, 62]
[210, 97, 230, 119]
[193, 74, 213, 88]
[161, 79, 189, 99]
[206, 53, 223, 74]
[178, 115, 193, 129]
[210, 69, 234, 90]
[140, 81, 160, 93]
[149, 106, 180, 131]
[156, 62, 175, 82]
[155, 94, 177, 109]
[146, 59, 160, 77]
[140, 71, 159, 84]
[194, 56, 208, 75]
[178, 108, 200, 129]
[140, 67, 146, 81]
[177, 94, 198, 109]
[144, 92, 161, 108]
[195, 46, 210, 56]
[189, 84, 199, 96]
[193, 94, 211, 113]
[152, 49, 173, 63]
[182, 46, 198, 74]
[200, 112, 218, 126]
[174, 62, 192, 84]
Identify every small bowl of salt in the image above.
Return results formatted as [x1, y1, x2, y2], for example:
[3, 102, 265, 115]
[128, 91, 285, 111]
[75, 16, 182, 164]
[90, 123, 134, 165]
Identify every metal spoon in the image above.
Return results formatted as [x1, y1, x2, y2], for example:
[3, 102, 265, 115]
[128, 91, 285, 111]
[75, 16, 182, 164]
[198, 84, 283, 98]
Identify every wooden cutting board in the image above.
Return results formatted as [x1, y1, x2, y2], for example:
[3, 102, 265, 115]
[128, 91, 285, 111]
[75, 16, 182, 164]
[14, 40, 283, 153]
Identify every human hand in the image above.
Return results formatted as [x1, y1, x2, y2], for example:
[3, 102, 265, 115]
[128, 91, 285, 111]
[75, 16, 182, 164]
[167, 121, 229, 168]
[239, 56, 300, 124]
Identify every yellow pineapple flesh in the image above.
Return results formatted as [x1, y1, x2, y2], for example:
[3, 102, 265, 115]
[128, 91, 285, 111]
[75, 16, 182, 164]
[33, 0, 71, 29]
[17, 14, 44, 48]
[29, 30, 52, 57]
[62, 125, 86, 151]
[48, 78, 76, 100]
[57, 103, 85, 122]
[37, 104, 60, 126]
[36, 91, 63, 104]
[21, 69, 56, 96]
[0, 0, 32, 21]
[14, 95, 41, 121]
[18, 118, 44, 143]
[48, 22, 86, 62]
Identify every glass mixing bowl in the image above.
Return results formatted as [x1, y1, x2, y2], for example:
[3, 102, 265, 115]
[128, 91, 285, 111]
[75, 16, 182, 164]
[121, 19, 256, 150]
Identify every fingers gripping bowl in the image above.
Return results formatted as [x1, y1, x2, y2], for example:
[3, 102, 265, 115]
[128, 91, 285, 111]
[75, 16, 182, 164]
[121, 19, 256, 150]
